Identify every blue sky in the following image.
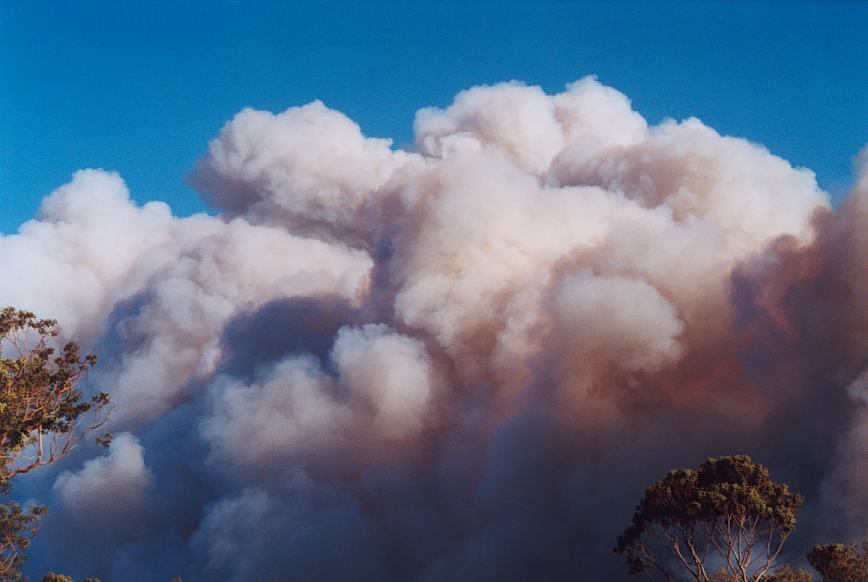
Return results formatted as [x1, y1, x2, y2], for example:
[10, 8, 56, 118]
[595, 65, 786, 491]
[1, 0, 866, 234]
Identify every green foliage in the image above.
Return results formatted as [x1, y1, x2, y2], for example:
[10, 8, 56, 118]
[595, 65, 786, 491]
[765, 565, 814, 581]
[808, 540, 868, 582]
[0, 308, 111, 580]
[614, 455, 804, 581]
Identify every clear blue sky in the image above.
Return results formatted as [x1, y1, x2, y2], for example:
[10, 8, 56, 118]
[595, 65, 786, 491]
[1, 1, 866, 234]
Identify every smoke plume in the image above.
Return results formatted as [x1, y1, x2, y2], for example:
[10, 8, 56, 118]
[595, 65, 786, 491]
[1, 77, 865, 581]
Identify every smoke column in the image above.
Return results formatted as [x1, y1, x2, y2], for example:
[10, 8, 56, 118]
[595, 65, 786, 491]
[1, 77, 865, 581]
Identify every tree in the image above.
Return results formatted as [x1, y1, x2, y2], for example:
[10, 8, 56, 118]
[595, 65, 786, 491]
[808, 540, 868, 582]
[614, 455, 804, 582]
[0, 308, 111, 580]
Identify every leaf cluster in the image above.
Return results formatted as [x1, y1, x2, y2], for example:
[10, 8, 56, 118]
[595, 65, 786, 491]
[0, 502, 47, 581]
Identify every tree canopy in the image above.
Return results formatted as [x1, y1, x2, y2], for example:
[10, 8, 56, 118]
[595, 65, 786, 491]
[808, 540, 868, 582]
[614, 455, 804, 582]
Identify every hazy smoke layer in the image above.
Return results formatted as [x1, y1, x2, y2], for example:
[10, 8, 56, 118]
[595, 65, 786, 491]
[2, 78, 865, 581]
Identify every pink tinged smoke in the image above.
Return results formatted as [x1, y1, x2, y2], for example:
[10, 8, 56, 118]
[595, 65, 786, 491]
[1, 77, 865, 581]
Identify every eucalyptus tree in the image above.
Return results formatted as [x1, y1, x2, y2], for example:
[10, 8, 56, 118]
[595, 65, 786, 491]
[615, 455, 804, 582]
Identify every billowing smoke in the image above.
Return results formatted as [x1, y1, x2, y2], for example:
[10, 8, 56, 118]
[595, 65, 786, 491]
[2, 77, 865, 581]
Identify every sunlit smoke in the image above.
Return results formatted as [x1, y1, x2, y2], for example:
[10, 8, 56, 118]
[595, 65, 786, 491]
[2, 77, 865, 581]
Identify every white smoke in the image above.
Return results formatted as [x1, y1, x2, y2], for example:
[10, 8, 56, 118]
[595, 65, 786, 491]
[53, 433, 151, 514]
[331, 324, 434, 438]
[1, 77, 864, 581]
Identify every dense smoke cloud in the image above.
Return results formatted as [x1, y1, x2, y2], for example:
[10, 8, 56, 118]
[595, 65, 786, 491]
[1, 77, 865, 581]
[54, 433, 152, 515]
